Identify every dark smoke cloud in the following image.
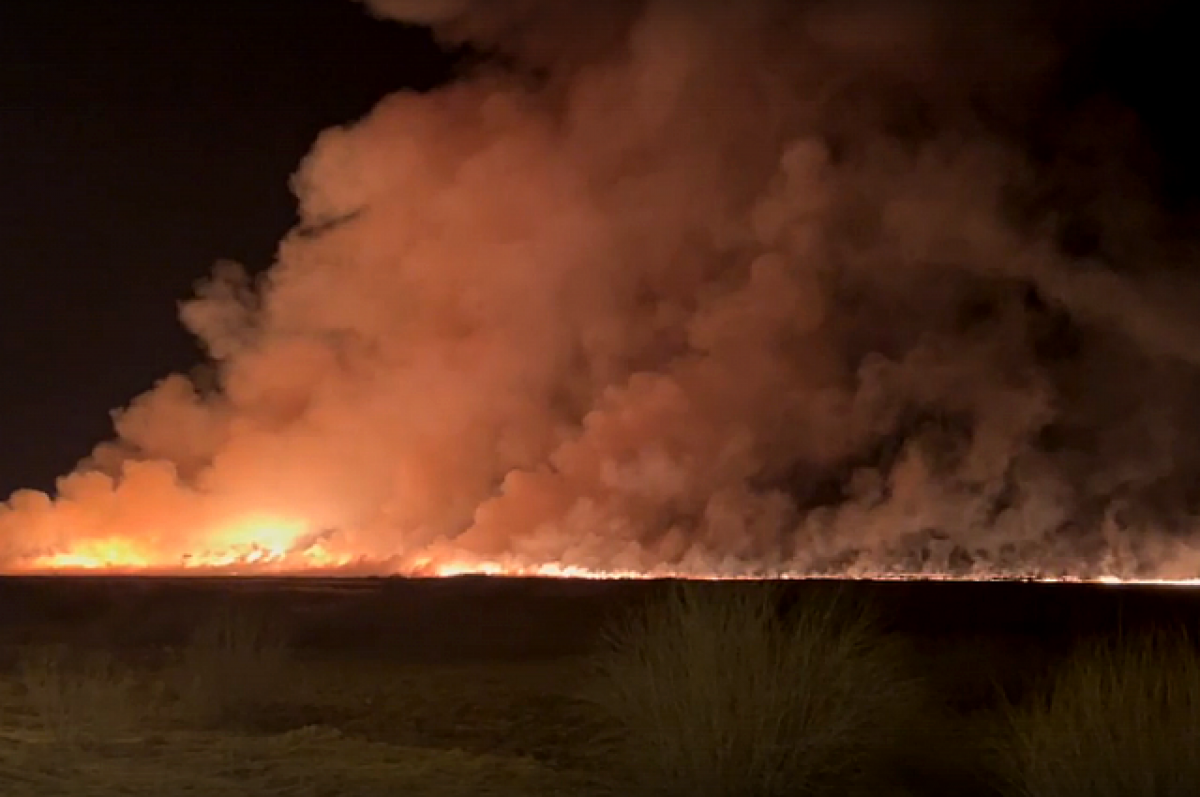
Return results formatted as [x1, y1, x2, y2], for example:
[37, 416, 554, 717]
[4, 0, 1200, 579]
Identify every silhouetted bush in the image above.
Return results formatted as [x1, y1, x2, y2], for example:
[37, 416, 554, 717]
[996, 629, 1200, 797]
[588, 584, 925, 797]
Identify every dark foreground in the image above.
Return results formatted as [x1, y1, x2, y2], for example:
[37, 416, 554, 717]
[1, 574, 1197, 658]
[0, 576, 1196, 796]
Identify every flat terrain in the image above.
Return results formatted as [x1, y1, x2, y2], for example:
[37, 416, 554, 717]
[0, 576, 1196, 795]
[6, 574, 1199, 651]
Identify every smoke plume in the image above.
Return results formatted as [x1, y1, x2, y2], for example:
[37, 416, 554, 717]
[4, 0, 1200, 579]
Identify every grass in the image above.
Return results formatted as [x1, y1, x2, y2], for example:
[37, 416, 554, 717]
[0, 601, 591, 797]
[16, 644, 155, 748]
[171, 603, 292, 727]
[5, 579, 1199, 797]
[0, 725, 561, 797]
[587, 583, 929, 797]
[995, 629, 1200, 797]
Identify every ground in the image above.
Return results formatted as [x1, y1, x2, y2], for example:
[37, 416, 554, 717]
[0, 575, 1194, 795]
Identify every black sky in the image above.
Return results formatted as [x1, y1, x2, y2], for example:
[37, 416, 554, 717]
[0, 0, 1197, 499]
[0, 1, 454, 494]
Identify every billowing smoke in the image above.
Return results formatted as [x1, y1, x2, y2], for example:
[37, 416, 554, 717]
[3, 0, 1200, 579]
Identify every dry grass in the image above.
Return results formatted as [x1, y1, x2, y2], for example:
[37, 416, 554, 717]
[16, 644, 155, 748]
[588, 584, 927, 797]
[16, 582, 1193, 797]
[996, 629, 1200, 797]
[0, 650, 580, 797]
[171, 603, 292, 727]
[0, 725, 561, 797]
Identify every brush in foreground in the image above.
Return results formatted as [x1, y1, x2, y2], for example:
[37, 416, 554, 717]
[173, 603, 291, 727]
[17, 646, 152, 748]
[588, 584, 925, 797]
[999, 630, 1200, 797]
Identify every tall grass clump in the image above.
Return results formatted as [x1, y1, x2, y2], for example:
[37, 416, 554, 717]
[997, 629, 1200, 797]
[588, 584, 925, 797]
[173, 603, 291, 727]
[18, 645, 152, 748]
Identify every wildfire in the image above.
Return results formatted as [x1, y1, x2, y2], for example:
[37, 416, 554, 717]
[24, 515, 352, 575]
[33, 539, 151, 571]
[15, 516, 1200, 586]
[382, 562, 1200, 585]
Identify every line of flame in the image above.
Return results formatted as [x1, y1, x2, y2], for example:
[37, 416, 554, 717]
[12, 519, 1200, 585]
[11, 557, 1200, 586]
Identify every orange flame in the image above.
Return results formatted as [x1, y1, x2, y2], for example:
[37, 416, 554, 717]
[33, 539, 151, 571]
[25, 515, 352, 574]
[15, 514, 1200, 585]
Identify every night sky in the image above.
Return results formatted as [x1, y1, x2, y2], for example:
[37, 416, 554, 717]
[0, 0, 1197, 500]
[0, 1, 454, 494]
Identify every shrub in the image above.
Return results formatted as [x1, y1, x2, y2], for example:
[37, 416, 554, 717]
[18, 645, 152, 748]
[172, 603, 291, 727]
[996, 629, 1200, 797]
[587, 583, 925, 797]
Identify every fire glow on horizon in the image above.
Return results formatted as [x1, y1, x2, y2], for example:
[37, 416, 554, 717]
[10, 515, 1200, 587]
[5, 2, 1200, 585]
[25, 516, 341, 573]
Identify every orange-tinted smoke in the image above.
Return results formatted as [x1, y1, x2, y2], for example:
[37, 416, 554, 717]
[4, 0, 1200, 581]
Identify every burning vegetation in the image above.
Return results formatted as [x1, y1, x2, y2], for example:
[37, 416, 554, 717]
[4, 0, 1200, 583]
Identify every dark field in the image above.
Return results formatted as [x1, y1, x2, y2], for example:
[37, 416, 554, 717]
[6, 574, 1198, 651]
[0, 576, 1197, 795]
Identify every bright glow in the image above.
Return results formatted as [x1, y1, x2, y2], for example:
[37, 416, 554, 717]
[185, 515, 313, 567]
[17, 517, 1200, 584]
[25, 514, 355, 574]
[33, 539, 151, 571]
